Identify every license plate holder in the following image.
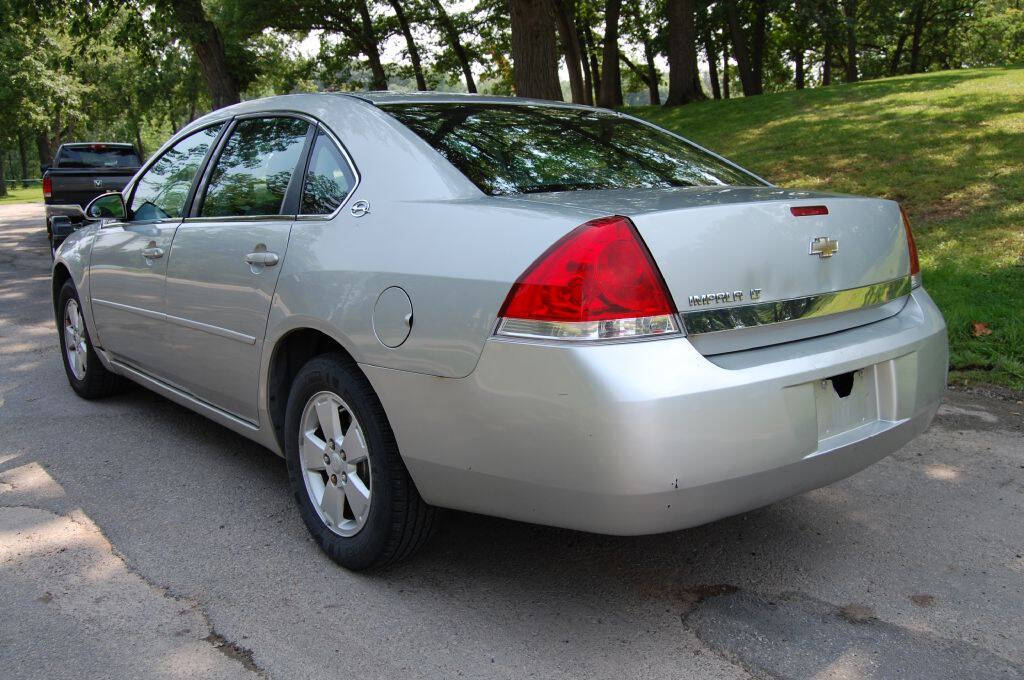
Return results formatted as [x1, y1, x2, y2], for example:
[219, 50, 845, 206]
[815, 368, 878, 441]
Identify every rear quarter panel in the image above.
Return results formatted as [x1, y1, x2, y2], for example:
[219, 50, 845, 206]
[265, 95, 599, 379]
[269, 197, 591, 378]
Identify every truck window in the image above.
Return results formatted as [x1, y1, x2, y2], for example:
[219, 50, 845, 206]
[56, 146, 141, 169]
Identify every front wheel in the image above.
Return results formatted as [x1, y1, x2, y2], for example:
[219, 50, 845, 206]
[283, 353, 438, 570]
[56, 281, 127, 399]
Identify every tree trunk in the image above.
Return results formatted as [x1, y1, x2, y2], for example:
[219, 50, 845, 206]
[665, 0, 706, 105]
[752, 0, 767, 92]
[889, 32, 908, 75]
[578, 23, 595, 105]
[643, 38, 661, 105]
[161, 0, 240, 109]
[430, 0, 478, 93]
[509, 0, 564, 100]
[354, 0, 388, 89]
[17, 133, 29, 185]
[390, 0, 427, 90]
[553, 0, 586, 103]
[724, 0, 761, 96]
[793, 49, 805, 89]
[584, 26, 602, 103]
[822, 40, 833, 85]
[843, 0, 857, 82]
[597, 0, 622, 108]
[703, 24, 721, 100]
[36, 133, 53, 170]
[909, 0, 926, 73]
[722, 39, 730, 98]
[134, 124, 146, 160]
[0, 151, 7, 197]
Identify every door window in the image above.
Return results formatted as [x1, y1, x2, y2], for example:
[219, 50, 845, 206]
[200, 117, 311, 218]
[130, 124, 224, 222]
[301, 131, 356, 215]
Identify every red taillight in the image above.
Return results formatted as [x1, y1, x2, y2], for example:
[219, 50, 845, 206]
[42, 177, 52, 199]
[900, 206, 921, 286]
[497, 216, 678, 340]
[791, 205, 829, 217]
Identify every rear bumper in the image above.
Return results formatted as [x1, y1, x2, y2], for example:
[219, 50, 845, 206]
[364, 288, 947, 535]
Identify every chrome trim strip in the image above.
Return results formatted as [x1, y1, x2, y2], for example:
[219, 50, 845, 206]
[92, 298, 256, 344]
[181, 215, 293, 224]
[92, 298, 163, 321]
[109, 358, 260, 430]
[163, 313, 257, 345]
[681, 276, 913, 335]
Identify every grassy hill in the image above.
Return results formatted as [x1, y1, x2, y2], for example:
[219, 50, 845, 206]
[633, 67, 1024, 391]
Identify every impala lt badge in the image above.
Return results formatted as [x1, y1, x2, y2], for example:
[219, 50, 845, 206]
[688, 288, 763, 307]
[810, 236, 839, 258]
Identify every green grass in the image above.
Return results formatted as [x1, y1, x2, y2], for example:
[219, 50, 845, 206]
[632, 67, 1024, 391]
[0, 185, 44, 205]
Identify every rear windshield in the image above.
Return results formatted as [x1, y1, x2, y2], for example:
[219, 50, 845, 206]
[56, 146, 140, 169]
[380, 103, 763, 195]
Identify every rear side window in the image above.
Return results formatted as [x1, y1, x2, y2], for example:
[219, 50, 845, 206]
[200, 117, 311, 218]
[381, 103, 762, 195]
[301, 131, 355, 215]
[56, 145, 140, 168]
[130, 124, 224, 222]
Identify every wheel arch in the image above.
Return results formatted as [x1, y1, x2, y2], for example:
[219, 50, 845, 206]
[52, 262, 72, 315]
[266, 327, 368, 454]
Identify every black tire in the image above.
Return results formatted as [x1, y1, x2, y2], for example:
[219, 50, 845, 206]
[284, 353, 438, 570]
[56, 280, 128, 399]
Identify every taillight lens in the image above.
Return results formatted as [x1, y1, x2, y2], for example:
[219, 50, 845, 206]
[42, 177, 52, 199]
[496, 216, 679, 341]
[900, 206, 921, 288]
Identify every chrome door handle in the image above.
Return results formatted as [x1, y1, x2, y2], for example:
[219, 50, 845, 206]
[244, 251, 280, 267]
[142, 247, 164, 259]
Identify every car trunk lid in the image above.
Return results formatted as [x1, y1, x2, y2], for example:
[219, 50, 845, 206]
[514, 186, 913, 355]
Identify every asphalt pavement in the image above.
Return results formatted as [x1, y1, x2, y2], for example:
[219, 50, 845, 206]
[1, 202, 1022, 679]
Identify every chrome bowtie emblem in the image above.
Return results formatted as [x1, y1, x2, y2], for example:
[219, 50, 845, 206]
[809, 236, 839, 258]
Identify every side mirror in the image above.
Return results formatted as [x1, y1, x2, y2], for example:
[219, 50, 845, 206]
[84, 192, 127, 221]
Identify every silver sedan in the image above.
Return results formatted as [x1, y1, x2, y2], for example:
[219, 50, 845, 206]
[52, 93, 948, 569]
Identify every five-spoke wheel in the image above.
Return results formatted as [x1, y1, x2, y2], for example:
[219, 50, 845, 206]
[299, 391, 372, 536]
[63, 298, 88, 381]
[284, 353, 438, 570]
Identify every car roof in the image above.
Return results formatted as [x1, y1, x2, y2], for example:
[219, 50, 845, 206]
[59, 142, 136, 148]
[340, 91, 602, 111]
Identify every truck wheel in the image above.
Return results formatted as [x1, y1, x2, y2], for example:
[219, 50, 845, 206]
[57, 280, 127, 399]
[283, 353, 439, 570]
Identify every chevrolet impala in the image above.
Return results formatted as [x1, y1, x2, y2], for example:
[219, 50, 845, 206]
[52, 93, 948, 569]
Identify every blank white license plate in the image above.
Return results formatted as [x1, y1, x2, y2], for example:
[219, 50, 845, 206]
[815, 368, 878, 441]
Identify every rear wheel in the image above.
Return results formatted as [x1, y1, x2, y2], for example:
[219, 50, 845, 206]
[56, 280, 127, 399]
[284, 353, 438, 570]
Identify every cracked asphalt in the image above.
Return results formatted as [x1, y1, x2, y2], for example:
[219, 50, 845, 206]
[1, 202, 1022, 679]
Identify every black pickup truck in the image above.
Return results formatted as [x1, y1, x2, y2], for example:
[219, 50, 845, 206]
[43, 143, 141, 256]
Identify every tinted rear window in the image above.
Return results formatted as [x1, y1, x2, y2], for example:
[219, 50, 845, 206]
[56, 146, 140, 169]
[380, 103, 762, 195]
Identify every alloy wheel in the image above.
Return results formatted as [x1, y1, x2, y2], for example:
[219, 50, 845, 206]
[298, 391, 372, 537]
[63, 298, 88, 380]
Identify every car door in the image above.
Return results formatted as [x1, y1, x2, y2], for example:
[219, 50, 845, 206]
[160, 115, 314, 423]
[88, 123, 225, 375]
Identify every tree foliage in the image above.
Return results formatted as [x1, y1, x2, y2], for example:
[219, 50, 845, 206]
[2, 0, 1021, 181]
